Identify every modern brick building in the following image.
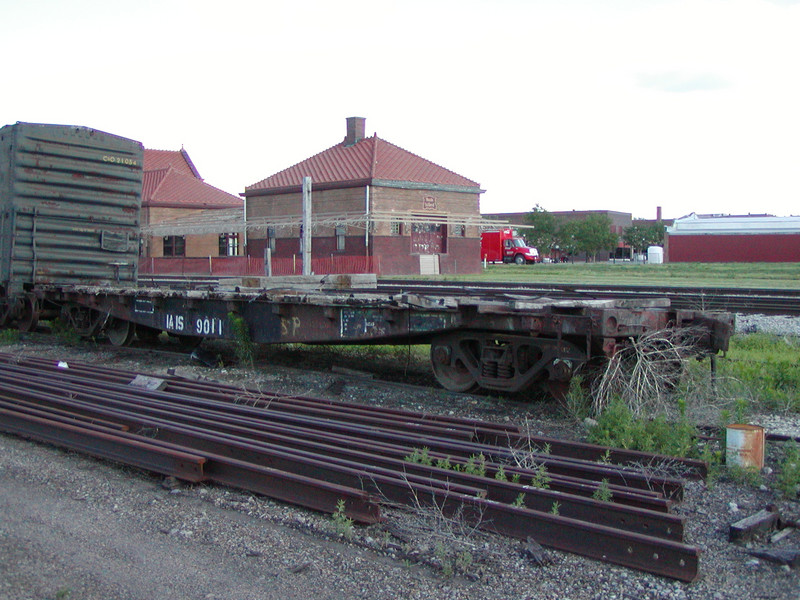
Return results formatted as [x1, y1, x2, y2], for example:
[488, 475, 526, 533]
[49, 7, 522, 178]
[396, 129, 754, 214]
[665, 213, 800, 262]
[243, 117, 488, 275]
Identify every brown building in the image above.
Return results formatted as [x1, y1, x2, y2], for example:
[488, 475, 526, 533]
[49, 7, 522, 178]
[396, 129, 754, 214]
[244, 117, 488, 275]
[140, 149, 244, 260]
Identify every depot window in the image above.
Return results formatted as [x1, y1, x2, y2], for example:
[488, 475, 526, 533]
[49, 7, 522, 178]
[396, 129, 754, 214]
[163, 235, 185, 257]
[219, 233, 239, 256]
[335, 225, 346, 251]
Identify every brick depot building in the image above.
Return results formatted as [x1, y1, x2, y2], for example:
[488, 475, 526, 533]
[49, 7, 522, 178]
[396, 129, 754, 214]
[243, 118, 486, 275]
[665, 213, 800, 262]
[141, 149, 243, 259]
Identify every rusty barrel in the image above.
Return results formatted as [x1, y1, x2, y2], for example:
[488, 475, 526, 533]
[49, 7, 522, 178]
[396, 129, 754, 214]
[726, 424, 765, 469]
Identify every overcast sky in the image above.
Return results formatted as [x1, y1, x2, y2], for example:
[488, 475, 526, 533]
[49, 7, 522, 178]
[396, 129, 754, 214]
[3, 0, 799, 220]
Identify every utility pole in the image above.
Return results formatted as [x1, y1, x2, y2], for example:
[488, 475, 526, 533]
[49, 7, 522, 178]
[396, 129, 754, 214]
[302, 176, 312, 276]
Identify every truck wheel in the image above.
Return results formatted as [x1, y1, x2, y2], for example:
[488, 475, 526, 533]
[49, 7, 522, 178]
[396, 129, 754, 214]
[514, 254, 525, 265]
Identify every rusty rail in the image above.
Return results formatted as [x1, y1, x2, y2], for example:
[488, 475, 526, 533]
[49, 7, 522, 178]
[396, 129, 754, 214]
[0, 352, 703, 581]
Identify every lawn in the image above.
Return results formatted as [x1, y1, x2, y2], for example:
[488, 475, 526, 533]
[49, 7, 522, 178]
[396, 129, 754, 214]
[428, 262, 800, 289]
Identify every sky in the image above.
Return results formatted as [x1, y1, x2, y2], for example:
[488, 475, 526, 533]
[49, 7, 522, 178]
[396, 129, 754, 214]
[2, 0, 799, 220]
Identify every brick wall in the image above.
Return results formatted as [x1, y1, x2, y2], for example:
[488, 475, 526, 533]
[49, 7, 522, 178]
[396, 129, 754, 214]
[144, 207, 242, 258]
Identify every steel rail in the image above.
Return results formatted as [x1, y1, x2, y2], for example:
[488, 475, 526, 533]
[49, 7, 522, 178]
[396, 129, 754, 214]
[0, 369, 682, 535]
[0, 376, 673, 516]
[2, 354, 518, 442]
[0, 366, 684, 502]
[0, 384, 683, 541]
[0, 358, 702, 580]
[0, 360, 684, 500]
[0, 398, 383, 523]
[0, 397, 699, 581]
[0, 353, 701, 477]
[0, 406, 207, 482]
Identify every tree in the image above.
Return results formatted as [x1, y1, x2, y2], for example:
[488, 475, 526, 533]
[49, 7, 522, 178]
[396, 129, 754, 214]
[524, 205, 559, 256]
[622, 221, 665, 254]
[577, 214, 619, 262]
[556, 215, 618, 262]
[555, 220, 582, 259]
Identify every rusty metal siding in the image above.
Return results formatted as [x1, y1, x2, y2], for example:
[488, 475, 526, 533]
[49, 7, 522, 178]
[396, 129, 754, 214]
[0, 123, 143, 295]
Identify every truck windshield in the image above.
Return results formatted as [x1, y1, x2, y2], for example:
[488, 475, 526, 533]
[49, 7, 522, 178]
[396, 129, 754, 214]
[510, 238, 526, 248]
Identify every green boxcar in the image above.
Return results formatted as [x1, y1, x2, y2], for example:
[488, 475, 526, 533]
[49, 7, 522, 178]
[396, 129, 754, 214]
[0, 122, 143, 296]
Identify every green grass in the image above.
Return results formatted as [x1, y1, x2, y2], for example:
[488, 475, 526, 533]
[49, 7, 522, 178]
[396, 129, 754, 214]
[720, 334, 800, 412]
[414, 262, 800, 289]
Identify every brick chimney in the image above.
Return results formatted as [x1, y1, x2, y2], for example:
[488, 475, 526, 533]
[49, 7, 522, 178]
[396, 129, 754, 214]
[344, 116, 366, 146]
[656, 206, 662, 221]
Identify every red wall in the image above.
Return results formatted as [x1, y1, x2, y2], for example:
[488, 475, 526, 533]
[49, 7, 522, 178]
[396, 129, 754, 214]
[667, 234, 800, 262]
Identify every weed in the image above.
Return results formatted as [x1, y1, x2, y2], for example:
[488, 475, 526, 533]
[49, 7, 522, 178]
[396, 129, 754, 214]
[512, 492, 526, 508]
[463, 453, 487, 478]
[592, 478, 613, 503]
[456, 550, 473, 571]
[698, 444, 725, 489]
[494, 465, 507, 481]
[776, 440, 800, 498]
[228, 312, 256, 367]
[436, 456, 452, 470]
[726, 464, 763, 488]
[587, 397, 697, 457]
[50, 319, 81, 346]
[550, 501, 561, 516]
[332, 499, 354, 539]
[405, 447, 433, 466]
[563, 374, 592, 420]
[0, 328, 20, 344]
[530, 464, 551, 489]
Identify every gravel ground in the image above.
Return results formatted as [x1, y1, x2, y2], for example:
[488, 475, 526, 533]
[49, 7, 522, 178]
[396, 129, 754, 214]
[1, 331, 800, 600]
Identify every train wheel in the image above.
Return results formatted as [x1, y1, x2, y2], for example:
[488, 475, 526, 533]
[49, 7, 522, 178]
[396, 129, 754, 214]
[17, 295, 39, 332]
[430, 339, 478, 393]
[106, 317, 135, 346]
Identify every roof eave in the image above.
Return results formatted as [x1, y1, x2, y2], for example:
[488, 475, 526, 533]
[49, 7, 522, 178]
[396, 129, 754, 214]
[243, 178, 483, 198]
[243, 178, 373, 197]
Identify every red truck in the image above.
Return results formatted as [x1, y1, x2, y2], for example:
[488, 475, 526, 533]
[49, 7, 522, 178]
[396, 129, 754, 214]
[480, 228, 540, 264]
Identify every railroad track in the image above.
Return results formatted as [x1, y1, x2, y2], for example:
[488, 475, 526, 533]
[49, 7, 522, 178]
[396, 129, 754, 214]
[0, 352, 707, 581]
[378, 279, 800, 316]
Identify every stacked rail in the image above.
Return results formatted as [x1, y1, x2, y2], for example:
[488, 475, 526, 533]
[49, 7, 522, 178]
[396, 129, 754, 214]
[0, 352, 703, 581]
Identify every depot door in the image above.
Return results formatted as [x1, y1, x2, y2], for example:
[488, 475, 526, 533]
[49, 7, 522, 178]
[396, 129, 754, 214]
[411, 223, 446, 255]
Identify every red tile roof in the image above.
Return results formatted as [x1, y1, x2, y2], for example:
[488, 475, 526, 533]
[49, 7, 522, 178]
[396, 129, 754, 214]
[245, 135, 480, 193]
[144, 149, 202, 179]
[142, 167, 242, 209]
